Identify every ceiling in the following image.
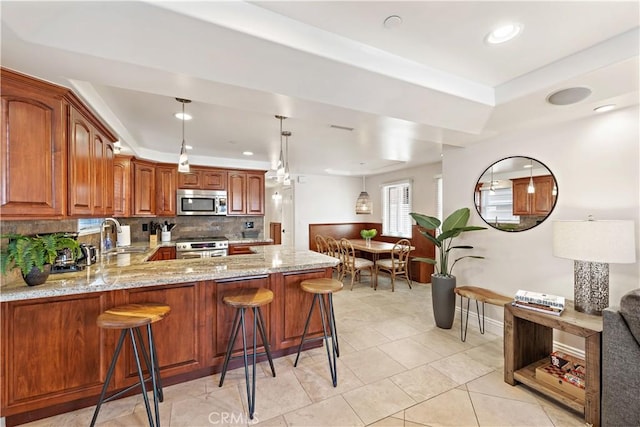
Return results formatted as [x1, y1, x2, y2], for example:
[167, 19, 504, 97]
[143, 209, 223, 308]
[1, 1, 638, 178]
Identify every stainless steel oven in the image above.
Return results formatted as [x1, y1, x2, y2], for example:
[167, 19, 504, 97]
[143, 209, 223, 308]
[175, 237, 229, 259]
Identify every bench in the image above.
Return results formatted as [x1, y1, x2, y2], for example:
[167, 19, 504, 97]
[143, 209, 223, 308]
[454, 286, 512, 342]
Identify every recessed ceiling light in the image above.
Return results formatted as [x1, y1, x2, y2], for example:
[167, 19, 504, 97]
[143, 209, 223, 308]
[185, 145, 193, 150]
[523, 164, 533, 169]
[383, 15, 402, 29]
[594, 104, 616, 113]
[242, 151, 254, 156]
[485, 23, 522, 44]
[547, 87, 592, 106]
[174, 112, 192, 120]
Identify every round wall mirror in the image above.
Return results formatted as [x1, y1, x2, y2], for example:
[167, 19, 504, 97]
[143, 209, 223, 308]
[474, 156, 558, 232]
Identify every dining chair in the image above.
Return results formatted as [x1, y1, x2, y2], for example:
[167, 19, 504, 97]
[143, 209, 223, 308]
[375, 238, 412, 292]
[315, 234, 329, 255]
[325, 236, 343, 277]
[339, 238, 374, 290]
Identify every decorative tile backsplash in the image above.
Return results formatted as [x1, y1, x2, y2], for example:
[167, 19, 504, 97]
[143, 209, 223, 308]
[1, 216, 265, 245]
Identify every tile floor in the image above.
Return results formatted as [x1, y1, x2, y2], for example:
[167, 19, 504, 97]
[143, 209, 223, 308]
[20, 277, 586, 427]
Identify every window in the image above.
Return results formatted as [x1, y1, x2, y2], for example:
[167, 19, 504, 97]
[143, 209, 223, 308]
[480, 187, 520, 224]
[382, 180, 412, 238]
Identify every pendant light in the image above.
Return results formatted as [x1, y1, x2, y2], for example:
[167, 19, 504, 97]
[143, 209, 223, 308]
[176, 98, 191, 173]
[489, 166, 496, 195]
[355, 176, 372, 214]
[275, 115, 287, 181]
[527, 159, 535, 194]
[282, 130, 292, 186]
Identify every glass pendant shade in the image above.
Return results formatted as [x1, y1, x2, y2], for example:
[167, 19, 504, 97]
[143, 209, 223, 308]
[176, 98, 191, 173]
[527, 160, 535, 193]
[178, 140, 190, 173]
[275, 115, 287, 182]
[283, 131, 291, 186]
[355, 176, 372, 214]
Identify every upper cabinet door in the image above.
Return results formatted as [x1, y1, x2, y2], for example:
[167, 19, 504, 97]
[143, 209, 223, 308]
[113, 156, 132, 217]
[68, 108, 94, 216]
[0, 81, 66, 218]
[246, 172, 264, 215]
[156, 165, 177, 216]
[227, 171, 246, 215]
[177, 170, 202, 189]
[202, 170, 227, 190]
[133, 160, 156, 216]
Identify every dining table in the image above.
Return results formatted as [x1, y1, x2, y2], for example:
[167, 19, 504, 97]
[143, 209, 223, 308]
[347, 239, 415, 288]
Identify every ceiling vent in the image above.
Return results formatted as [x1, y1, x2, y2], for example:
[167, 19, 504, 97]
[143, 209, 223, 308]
[330, 124, 354, 131]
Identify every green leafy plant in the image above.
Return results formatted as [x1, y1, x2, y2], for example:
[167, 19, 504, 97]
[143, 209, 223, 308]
[1, 233, 80, 276]
[360, 229, 377, 239]
[410, 208, 486, 277]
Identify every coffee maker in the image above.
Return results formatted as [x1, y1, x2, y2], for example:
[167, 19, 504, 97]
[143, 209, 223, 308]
[49, 232, 96, 274]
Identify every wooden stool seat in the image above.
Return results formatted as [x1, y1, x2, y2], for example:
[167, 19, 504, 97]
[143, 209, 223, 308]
[97, 303, 171, 329]
[454, 286, 512, 342]
[91, 303, 169, 427]
[454, 286, 512, 306]
[300, 278, 344, 294]
[223, 288, 274, 308]
[219, 287, 275, 420]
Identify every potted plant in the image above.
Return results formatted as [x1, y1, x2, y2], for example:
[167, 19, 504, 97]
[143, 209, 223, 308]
[360, 228, 377, 245]
[1, 233, 80, 286]
[410, 208, 486, 328]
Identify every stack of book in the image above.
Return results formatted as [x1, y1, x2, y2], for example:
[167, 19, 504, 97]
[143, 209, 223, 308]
[513, 290, 565, 316]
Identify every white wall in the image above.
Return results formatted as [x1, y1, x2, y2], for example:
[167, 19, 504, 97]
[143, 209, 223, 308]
[444, 106, 640, 330]
[293, 174, 362, 249]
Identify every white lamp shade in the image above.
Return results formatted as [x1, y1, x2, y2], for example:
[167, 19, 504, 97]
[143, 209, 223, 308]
[552, 220, 636, 264]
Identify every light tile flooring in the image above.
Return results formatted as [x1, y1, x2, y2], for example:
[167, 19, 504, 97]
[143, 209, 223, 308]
[21, 277, 586, 427]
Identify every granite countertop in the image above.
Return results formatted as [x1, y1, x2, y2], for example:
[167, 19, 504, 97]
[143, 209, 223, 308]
[0, 244, 337, 302]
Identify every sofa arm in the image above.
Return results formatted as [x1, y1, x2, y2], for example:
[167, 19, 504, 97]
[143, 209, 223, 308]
[602, 307, 640, 427]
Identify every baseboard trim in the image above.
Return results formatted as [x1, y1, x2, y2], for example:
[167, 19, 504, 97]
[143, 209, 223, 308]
[455, 306, 586, 360]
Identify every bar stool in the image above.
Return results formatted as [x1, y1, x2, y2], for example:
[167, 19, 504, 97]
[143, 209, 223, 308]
[218, 287, 276, 420]
[90, 303, 171, 427]
[294, 278, 343, 387]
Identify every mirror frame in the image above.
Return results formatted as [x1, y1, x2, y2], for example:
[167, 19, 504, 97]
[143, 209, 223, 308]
[474, 156, 558, 232]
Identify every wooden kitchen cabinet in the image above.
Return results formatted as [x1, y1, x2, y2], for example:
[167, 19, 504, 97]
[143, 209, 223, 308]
[113, 155, 132, 217]
[119, 283, 204, 384]
[228, 241, 272, 255]
[0, 292, 113, 417]
[512, 175, 556, 216]
[177, 167, 227, 190]
[0, 69, 67, 218]
[147, 246, 176, 261]
[68, 106, 116, 217]
[132, 159, 156, 216]
[155, 164, 177, 216]
[227, 170, 265, 215]
[1, 68, 116, 219]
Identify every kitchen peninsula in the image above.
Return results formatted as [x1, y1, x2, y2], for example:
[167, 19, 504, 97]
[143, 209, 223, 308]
[0, 245, 338, 425]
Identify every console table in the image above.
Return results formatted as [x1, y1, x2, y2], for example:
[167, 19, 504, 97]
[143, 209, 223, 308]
[504, 300, 603, 427]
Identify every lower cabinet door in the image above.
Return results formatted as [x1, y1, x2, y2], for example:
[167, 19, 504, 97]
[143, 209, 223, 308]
[1, 292, 112, 415]
[119, 283, 202, 386]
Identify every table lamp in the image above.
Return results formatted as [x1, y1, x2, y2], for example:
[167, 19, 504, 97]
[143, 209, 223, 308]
[552, 218, 636, 314]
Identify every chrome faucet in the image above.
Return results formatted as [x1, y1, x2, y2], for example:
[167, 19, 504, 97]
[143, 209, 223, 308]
[101, 218, 122, 253]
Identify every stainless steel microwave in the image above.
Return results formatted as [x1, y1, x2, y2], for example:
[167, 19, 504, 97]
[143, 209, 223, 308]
[176, 189, 227, 216]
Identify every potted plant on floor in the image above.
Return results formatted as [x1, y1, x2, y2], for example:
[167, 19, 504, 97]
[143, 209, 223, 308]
[1, 233, 80, 286]
[410, 208, 486, 329]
